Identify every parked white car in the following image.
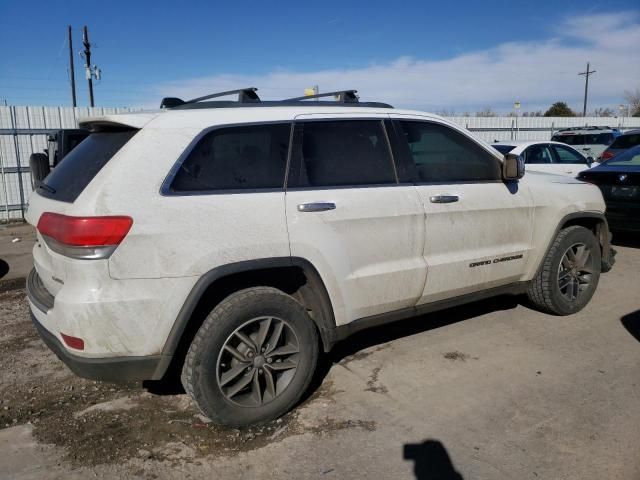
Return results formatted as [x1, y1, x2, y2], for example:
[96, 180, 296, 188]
[492, 141, 594, 177]
[26, 88, 615, 427]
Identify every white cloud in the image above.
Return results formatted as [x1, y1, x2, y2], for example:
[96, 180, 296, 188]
[150, 11, 640, 113]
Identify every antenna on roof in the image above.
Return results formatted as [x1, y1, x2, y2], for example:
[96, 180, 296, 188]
[284, 90, 359, 103]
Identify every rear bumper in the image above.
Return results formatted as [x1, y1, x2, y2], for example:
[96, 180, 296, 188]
[30, 310, 170, 382]
[26, 266, 177, 382]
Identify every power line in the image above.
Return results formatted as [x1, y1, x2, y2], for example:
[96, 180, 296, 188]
[82, 26, 95, 107]
[578, 62, 596, 117]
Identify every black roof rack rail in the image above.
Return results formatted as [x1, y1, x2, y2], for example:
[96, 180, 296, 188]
[556, 125, 618, 132]
[160, 87, 260, 109]
[284, 89, 359, 103]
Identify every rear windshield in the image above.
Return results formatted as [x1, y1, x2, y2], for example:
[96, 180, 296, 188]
[604, 146, 640, 166]
[492, 145, 516, 154]
[610, 133, 640, 149]
[37, 130, 137, 203]
[551, 133, 614, 146]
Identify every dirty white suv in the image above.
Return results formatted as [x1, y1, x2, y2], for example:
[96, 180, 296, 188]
[26, 88, 615, 426]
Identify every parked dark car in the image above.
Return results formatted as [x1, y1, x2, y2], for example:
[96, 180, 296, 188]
[600, 129, 640, 162]
[578, 145, 640, 232]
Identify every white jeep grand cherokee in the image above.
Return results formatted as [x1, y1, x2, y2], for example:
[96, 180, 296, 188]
[26, 88, 615, 426]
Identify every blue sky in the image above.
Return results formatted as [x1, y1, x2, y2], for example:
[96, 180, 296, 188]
[1, 0, 639, 112]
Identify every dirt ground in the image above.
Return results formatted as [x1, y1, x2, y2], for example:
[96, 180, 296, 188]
[0, 229, 639, 479]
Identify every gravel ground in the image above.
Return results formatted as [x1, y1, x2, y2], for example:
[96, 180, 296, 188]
[0, 236, 639, 479]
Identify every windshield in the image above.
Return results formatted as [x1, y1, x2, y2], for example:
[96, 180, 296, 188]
[492, 145, 516, 154]
[610, 133, 640, 149]
[603, 145, 640, 166]
[38, 130, 137, 203]
[551, 133, 614, 146]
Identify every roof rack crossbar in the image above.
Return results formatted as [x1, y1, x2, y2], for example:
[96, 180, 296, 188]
[187, 87, 260, 104]
[160, 87, 260, 109]
[284, 90, 359, 103]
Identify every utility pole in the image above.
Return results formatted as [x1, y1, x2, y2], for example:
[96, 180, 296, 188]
[68, 26, 77, 107]
[82, 26, 94, 107]
[578, 62, 596, 117]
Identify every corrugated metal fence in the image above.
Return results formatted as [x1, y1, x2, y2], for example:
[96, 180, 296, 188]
[0, 106, 133, 222]
[1, 105, 639, 223]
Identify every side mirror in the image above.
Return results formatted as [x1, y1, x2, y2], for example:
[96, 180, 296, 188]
[586, 156, 594, 166]
[503, 153, 525, 180]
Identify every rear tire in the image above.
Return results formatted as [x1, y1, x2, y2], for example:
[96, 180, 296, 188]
[29, 153, 50, 190]
[527, 225, 601, 315]
[181, 287, 319, 426]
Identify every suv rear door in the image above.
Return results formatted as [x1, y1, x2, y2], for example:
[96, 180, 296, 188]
[285, 115, 427, 325]
[390, 116, 534, 303]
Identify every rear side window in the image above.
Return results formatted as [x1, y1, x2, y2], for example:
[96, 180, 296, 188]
[39, 130, 137, 203]
[288, 120, 397, 188]
[610, 133, 640, 149]
[397, 121, 501, 183]
[170, 123, 290, 192]
[553, 145, 586, 164]
[552, 133, 613, 145]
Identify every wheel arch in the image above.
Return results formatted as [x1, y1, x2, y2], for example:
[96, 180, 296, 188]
[542, 211, 615, 275]
[158, 257, 337, 380]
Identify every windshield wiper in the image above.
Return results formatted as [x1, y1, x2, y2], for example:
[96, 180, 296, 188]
[37, 183, 56, 194]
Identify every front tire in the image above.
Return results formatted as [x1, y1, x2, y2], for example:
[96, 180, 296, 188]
[182, 287, 319, 426]
[527, 225, 601, 315]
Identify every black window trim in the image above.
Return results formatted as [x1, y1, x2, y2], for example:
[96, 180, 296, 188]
[161, 117, 411, 196]
[389, 118, 504, 186]
[160, 120, 295, 196]
[285, 117, 402, 191]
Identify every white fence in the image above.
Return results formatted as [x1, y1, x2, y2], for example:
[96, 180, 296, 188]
[1, 105, 639, 222]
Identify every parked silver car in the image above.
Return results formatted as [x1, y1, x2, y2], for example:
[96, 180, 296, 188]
[551, 126, 620, 161]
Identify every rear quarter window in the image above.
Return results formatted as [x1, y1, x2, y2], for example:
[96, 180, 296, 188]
[38, 130, 137, 203]
[169, 123, 291, 193]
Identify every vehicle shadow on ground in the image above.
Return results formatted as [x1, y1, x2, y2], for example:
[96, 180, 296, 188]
[611, 231, 640, 249]
[147, 295, 522, 402]
[303, 295, 521, 402]
[328, 294, 520, 364]
[403, 439, 464, 480]
[0, 259, 8, 279]
[621, 310, 640, 343]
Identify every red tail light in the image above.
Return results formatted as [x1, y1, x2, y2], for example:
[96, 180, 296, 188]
[37, 213, 133, 259]
[61, 332, 85, 350]
[600, 151, 615, 161]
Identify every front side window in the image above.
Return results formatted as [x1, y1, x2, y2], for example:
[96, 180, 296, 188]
[288, 120, 397, 187]
[523, 145, 553, 164]
[553, 145, 586, 164]
[170, 123, 291, 192]
[397, 121, 501, 182]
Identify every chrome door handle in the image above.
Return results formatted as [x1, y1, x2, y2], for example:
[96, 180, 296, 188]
[429, 195, 459, 204]
[297, 202, 336, 212]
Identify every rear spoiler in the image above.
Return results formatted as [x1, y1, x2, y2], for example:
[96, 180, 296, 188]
[79, 112, 158, 132]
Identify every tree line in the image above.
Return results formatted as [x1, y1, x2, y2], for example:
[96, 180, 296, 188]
[436, 88, 640, 118]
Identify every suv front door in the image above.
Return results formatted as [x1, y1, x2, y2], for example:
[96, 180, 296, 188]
[391, 117, 534, 303]
[285, 116, 427, 325]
